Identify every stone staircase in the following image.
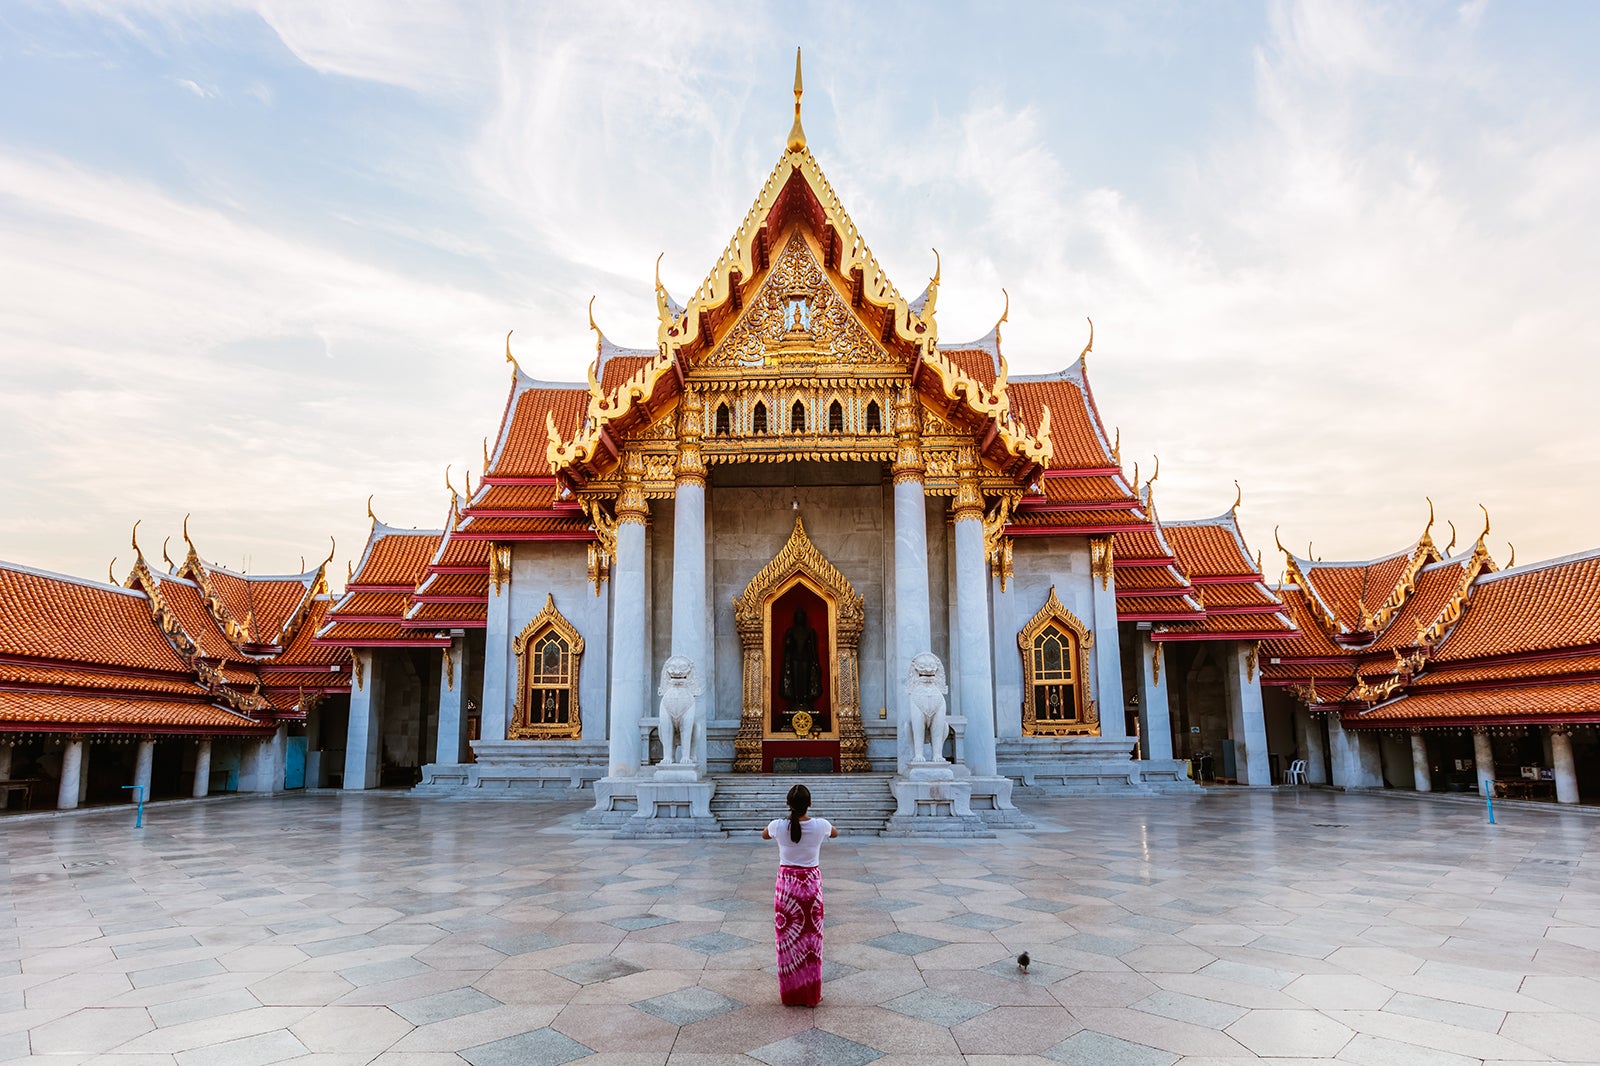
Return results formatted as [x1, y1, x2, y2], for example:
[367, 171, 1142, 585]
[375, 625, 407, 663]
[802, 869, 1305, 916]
[709, 773, 898, 836]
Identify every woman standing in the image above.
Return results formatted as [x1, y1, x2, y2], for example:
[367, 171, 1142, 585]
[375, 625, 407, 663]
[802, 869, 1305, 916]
[763, 783, 836, 1006]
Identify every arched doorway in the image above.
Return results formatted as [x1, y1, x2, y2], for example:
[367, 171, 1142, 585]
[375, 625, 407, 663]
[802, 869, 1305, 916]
[732, 516, 869, 772]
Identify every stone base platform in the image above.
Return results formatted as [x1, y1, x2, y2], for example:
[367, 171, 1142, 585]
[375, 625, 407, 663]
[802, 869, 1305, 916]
[997, 737, 1199, 795]
[416, 740, 607, 797]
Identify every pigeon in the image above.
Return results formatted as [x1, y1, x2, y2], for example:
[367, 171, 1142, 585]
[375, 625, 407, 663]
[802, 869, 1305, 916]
[1016, 951, 1030, 973]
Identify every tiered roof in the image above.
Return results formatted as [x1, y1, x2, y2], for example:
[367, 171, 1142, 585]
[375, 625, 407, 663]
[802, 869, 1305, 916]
[0, 561, 269, 735]
[315, 504, 450, 649]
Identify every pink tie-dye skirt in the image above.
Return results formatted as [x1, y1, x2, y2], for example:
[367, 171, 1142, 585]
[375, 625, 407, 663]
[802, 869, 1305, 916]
[774, 864, 824, 1006]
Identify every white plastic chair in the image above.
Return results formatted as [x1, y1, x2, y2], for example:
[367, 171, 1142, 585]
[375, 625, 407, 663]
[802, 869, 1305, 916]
[1285, 759, 1308, 785]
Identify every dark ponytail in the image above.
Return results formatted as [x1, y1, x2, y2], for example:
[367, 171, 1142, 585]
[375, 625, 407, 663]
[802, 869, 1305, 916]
[786, 784, 811, 843]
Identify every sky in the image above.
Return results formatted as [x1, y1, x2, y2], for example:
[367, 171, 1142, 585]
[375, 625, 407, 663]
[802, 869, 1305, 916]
[2, 0, 1597, 588]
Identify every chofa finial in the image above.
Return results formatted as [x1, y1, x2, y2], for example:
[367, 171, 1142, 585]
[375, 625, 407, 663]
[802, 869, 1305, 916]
[786, 48, 806, 152]
[1231, 480, 1242, 514]
[504, 330, 519, 373]
[366, 495, 376, 522]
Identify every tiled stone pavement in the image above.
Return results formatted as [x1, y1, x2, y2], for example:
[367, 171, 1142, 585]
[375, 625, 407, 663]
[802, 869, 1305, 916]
[2, 789, 1599, 1064]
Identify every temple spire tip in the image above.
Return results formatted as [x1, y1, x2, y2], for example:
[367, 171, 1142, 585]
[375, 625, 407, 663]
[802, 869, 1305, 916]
[786, 47, 806, 153]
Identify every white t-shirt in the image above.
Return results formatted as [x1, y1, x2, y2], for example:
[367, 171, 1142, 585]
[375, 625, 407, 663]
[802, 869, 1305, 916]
[767, 816, 834, 867]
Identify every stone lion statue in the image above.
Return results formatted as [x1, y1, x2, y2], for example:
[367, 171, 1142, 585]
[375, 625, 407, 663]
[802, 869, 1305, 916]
[657, 655, 702, 766]
[902, 651, 950, 763]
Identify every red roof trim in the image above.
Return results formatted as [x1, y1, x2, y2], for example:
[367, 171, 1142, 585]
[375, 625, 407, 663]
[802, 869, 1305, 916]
[483, 476, 560, 486]
[311, 636, 452, 648]
[452, 531, 595, 543]
[1008, 523, 1150, 538]
[343, 583, 415, 594]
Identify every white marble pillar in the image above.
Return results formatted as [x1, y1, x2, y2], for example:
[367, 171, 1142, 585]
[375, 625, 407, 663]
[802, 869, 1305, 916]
[79, 741, 91, 804]
[952, 504, 997, 777]
[1327, 715, 1382, 788]
[1551, 728, 1579, 805]
[1136, 635, 1174, 761]
[343, 650, 384, 790]
[434, 634, 472, 765]
[892, 477, 932, 771]
[1088, 540, 1128, 742]
[1473, 729, 1495, 796]
[1303, 710, 1329, 784]
[1222, 643, 1271, 785]
[1411, 732, 1432, 792]
[192, 739, 213, 798]
[483, 546, 513, 742]
[240, 727, 285, 793]
[133, 738, 154, 803]
[58, 738, 84, 810]
[608, 512, 649, 777]
[671, 478, 708, 769]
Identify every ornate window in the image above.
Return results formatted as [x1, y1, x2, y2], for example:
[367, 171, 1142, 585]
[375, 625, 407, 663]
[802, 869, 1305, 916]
[828, 400, 844, 433]
[715, 402, 731, 436]
[511, 594, 584, 739]
[865, 400, 882, 433]
[790, 399, 806, 433]
[1017, 586, 1097, 735]
[752, 401, 768, 435]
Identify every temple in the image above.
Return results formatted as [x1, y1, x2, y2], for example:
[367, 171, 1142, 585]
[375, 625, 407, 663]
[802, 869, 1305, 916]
[3, 56, 1595, 822]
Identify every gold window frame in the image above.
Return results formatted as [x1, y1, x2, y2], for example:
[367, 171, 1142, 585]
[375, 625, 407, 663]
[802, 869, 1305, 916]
[1017, 586, 1098, 736]
[511, 593, 584, 739]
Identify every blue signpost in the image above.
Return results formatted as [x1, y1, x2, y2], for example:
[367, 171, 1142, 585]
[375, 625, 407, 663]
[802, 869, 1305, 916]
[122, 785, 145, 828]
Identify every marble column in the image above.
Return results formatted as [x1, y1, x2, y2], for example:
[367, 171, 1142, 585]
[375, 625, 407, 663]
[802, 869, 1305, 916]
[892, 484, 931, 771]
[1551, 728, 1579, 805]
[608, 471, 650, 778]
[671, 403, 708, 768]
[58, 738, 84, 810]
[192, 738, 212, 798]
[1411, 732, 1432, 792]
[434, 634, 472, 765]
[952, 473, 996, 777]
[343, 649, 384, 790]
[133, 737, 154, 803]
[1222, 643, 1271, 785]
[1304, 710, 1329, 784]
[1088, 538, 1128, 742]
[1473, 729, 1495, 796]
[482, 545, 513, 742]
[1135, 634, 1174, 761]
[79, 742, 91, 804]
[1327, 715, 1382, 788]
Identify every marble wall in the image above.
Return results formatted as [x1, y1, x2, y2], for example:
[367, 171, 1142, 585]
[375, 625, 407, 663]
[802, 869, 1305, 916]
[507, 542, 612, 741]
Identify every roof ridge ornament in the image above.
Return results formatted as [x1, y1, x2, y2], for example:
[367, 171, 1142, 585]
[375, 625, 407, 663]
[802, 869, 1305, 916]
[1078, 316, 1093, 369]
[1231, 480, 1243, 516]
[504, 330, 520, 376]
[1423, 496, 1435, 543]
[161, 536, 174, 571]
[108, 556, 118, 583]
[1446, 520, 1457, 555]
[1506, 541, 1516, 568]
[786, 47, 806, 153]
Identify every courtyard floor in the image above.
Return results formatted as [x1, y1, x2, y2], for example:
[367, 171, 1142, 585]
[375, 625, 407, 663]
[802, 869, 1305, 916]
[2, 789, 1598, 1066]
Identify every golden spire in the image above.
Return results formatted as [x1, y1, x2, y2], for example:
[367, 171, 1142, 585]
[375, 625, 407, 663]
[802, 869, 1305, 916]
[786, 47, 806, 153]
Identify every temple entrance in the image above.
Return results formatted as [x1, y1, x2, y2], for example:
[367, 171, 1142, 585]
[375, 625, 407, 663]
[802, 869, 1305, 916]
[733, 517, 870, 773]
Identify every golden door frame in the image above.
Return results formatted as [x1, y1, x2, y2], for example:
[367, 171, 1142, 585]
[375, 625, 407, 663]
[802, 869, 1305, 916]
[732, 516, 869, 771]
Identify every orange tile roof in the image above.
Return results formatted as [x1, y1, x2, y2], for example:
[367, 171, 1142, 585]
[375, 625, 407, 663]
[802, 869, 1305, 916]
[456, 515, 593, 536]
[943, 346, 998, 389]
[489, 377, 590, 479]
[144, 574, 241, 660]
[348, 526, 444, 587]
[1160, 611, 1297, 637]
[329, 591, 411, 618]
[274, 600, 348, 668]
[1115, 565, 1191, 593]
[600, 354, 655, 393]
[1116, 595, 1203, 618]
[0, 662, 205, 696]
[1112, 527, 1174, 562]
[0, 563, 191, 673]
[1009, 507, 1144, 530]
[1191, 582, 1279, 609]
[1412, 653, 1600, 687]
[0, 691, 262, 731]
[1035, 474, 1135, 505]
[468, 482, 564, 512]
[314, 620, 448, 645]
[1434, 550, 1600, 662]
[1261, 586, 1347, 659]
[1301, 550, 1415, 632]
[415, 573, 490, 598]
[1357, 681, 1600, 723]
[404, 600, 488, 624]
[1370, 560, 1468, 652]
[1164, 517, 1259, 578]
[1007, 365, 1115, 470]
[428, 529, 490, 569]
